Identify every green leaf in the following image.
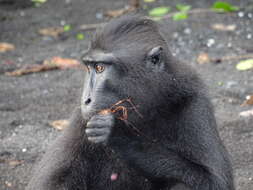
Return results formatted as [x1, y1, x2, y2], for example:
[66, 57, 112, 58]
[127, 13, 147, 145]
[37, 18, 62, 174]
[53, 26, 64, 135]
[150, 17, 162, 21]
[236, 59, 253, 71]
[31, 0, 47, 3]
[212, 1, 239, 12]
[63, 25, 72, 32]
[148, 7, 171, 17]
[143, 0, 156, 3]
[173, 12, 188, 21]
[176, 4, 191, 12]
[76, 33, 84, 40]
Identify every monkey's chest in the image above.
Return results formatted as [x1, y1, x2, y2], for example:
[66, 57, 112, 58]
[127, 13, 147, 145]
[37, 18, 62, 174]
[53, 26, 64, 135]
[86, 155, 152, 190]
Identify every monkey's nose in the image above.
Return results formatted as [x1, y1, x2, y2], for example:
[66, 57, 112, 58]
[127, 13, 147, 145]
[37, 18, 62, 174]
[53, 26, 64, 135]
[85, 98, 91, 105]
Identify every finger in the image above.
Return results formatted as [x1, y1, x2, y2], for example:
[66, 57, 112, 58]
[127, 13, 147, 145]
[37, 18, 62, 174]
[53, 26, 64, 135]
[90, 114, 115, 122]
[86, 119, 114, 128]
[85, 128, 110, 137]
[86, 121, 113, 129]
[86, 121, 103, 128]
[88, 136, 107, 143]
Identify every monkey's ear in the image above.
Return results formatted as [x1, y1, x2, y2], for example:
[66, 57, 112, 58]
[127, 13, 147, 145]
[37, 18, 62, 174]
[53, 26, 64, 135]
[147, 46, 163, 66]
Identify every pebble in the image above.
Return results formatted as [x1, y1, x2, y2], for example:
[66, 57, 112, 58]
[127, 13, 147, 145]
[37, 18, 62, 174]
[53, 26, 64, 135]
[22, 148, 27, 152]
[173, 32, 179, 39]
[184, 28, 191, 35]
[248, 13, 252, 19]
[227, 42, 232, 48]
[42, 89, 49, 94]
[246, 95, 251, 100]
[228, 98, 234, 103]
[226, 81, 237, 89]
[238, 12, 244, 18]
[247, 34, 252, 39]
[20, 11, 25, 17]
[96, 13, 103, 20]
[235, 30, 241, 35]
[42, 36, 53, 42]
[60, 20, 66, 26]
[207, 38, 215, 47]
[5, 181, 12, 187]
[18, 57, 23, 63]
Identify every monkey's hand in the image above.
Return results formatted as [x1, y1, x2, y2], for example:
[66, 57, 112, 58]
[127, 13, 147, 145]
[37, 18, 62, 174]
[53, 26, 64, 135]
[85, 114, 115, 144]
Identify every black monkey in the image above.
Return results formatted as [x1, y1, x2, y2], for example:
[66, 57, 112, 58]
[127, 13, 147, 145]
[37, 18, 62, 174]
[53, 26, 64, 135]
[26, 15, 234, 190]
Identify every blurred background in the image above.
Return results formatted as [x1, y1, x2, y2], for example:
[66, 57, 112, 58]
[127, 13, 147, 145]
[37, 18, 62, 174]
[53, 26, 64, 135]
[0, 0, 253, 189]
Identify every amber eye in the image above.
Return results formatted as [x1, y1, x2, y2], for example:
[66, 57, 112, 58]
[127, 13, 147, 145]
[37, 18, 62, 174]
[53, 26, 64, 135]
[95, 64, 105, 73]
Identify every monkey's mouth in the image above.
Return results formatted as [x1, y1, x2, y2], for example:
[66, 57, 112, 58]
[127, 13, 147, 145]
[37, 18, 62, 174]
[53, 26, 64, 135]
[97, 98, 143, 121]
[81, 97, 143, 122]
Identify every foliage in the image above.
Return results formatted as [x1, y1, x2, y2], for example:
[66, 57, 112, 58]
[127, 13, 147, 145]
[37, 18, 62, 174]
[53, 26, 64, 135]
[143, 0, 156, 2]
[173, 4, 191, 21]
[173, 12, 188, 21]
[148, 7, 171, 17]
[212, 1, 239, 12]
[31, 0, 47, 7]
[76, 33, 85, 40]
[176, 4, 191, 12]
[236, 59, 253, 71]
[63, 25, 72, 32]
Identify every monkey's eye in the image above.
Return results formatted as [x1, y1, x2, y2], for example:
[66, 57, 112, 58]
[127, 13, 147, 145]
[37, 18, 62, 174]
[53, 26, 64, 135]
[95, 64, 105, 73]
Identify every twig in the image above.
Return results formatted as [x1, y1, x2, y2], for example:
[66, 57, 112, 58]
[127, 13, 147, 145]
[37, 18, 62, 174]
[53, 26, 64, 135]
[79, 8, 235, 31]
[130, 0, 140, 9]
[5, 64, 58, 76]
[211, 54, 253, 63]
[124, 120, 157, 143]
[79, 23, 106, 31]
[162, 8, 223, 19]
[99, 98, 157, 142]
[99, 98, 142, 120]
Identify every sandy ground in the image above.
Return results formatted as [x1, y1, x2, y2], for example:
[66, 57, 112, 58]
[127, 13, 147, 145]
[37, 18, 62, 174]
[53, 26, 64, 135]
[0, 0, 253, 189]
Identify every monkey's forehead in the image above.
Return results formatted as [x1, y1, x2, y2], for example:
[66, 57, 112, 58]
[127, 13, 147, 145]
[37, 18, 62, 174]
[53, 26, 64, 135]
[82, 50, 116, 63]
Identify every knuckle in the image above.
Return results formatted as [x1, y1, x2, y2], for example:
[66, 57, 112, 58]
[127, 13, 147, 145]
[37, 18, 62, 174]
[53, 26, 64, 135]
[85, 128, 92, 134]
[86, 122, 93, 128]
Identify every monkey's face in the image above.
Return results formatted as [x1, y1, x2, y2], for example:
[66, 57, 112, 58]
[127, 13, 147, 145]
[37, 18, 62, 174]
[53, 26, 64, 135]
[80, 15, 176, 122]
[80, 46, 171, 122]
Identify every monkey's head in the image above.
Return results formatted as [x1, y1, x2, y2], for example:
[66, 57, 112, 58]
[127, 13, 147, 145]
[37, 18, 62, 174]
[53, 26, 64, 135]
[80, 15, 184, 122]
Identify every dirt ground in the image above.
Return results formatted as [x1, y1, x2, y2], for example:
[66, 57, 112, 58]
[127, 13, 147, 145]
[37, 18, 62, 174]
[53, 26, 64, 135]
[0, 0, 253, 189]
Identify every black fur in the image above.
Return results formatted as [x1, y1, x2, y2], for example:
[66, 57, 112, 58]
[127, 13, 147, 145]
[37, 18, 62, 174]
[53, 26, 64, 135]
[26, 14, 234, 190]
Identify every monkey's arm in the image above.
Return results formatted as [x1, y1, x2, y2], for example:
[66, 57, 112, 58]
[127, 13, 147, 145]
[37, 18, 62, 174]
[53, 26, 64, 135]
[26, 108, 88, 190]
[85, 102, 233, 190]
[111, 133, 231, 190]
[111, 140, 217, 189]
[108, 103, 233, 190]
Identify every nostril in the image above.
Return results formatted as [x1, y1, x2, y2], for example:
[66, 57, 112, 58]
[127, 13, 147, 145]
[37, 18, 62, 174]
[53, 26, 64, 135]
[85, 98, 91, 105]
